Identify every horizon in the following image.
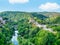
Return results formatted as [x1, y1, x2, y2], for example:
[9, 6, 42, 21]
[0, 11, 60, 13]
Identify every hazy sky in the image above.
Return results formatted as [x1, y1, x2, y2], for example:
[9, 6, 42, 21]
[0, 0, 60, 12]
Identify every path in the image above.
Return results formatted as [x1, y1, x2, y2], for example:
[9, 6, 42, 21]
[29, 19, 57, 33]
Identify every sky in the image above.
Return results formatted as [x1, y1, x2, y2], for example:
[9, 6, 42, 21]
[0, 0, 60, 12]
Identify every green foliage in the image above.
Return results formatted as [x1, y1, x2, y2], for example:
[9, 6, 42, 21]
[0, 19, 15, 45]
[32, 30, 56, 45]
[0, 11, 60, 45]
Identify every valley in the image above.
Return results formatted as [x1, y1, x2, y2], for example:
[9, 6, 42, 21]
[0, 11, 60, 45]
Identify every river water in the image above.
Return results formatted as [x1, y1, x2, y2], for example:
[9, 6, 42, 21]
[11, 30, 18, 45]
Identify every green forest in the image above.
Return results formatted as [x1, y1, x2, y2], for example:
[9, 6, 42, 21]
[0, 11, 60, 45]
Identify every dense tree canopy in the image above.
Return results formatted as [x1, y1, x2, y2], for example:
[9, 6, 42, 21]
[0, 11, 60, 45]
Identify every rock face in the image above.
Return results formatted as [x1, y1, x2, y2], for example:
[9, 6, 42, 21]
[0, 17, 5, 25]
[29, 19, 57, 34]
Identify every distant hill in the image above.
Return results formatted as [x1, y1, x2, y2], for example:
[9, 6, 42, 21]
[31, 13, 48, 20]
[39, 12, 60, 17]
[0, 11, 60, 24]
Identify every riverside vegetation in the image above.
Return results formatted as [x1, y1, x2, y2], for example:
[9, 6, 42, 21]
[0, 11, 60, 45]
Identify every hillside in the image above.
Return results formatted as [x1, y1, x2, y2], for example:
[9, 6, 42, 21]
[0, 11, 60, 22]
[0, 11, 60, 45]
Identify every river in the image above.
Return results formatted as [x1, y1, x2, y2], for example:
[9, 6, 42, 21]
[11, 30, 18, 45]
